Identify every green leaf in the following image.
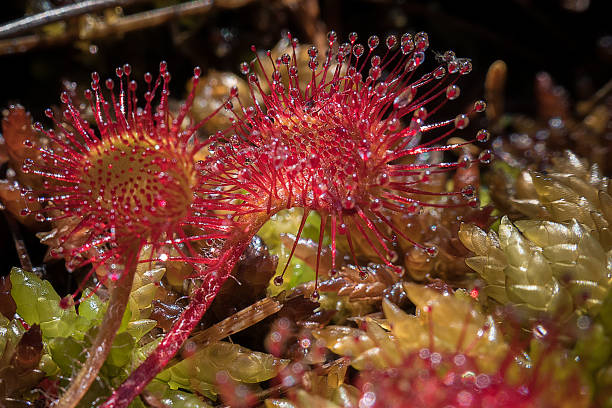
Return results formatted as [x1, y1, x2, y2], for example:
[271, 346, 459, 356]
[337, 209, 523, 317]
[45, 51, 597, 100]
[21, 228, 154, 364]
[107, 331, 135, 367]
[78, 289, 106, 323]
[10, 267, 83, 339]
[258, 209, 320, 293]
[147, 380, 213, 408]
[0, 315, 26, 367]
[48, 336, 85, 374]
[157, 342, 287, 396]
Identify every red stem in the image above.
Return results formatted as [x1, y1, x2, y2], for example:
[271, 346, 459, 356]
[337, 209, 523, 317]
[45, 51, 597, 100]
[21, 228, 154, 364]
[101, 216, 268, 408]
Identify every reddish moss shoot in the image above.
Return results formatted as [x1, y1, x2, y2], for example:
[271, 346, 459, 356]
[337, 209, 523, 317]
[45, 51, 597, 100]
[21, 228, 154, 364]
[104, 30, 491, 407]
[24, 62, 230, 408]
[356, 343, 586, 408]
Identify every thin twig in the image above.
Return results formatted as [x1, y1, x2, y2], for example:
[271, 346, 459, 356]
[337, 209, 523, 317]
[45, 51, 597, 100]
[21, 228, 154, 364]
[165, 296, 282, 367]
[0, 0, 149, 39]
[0, 0, 256, 56]
[2, 210, 33, 271]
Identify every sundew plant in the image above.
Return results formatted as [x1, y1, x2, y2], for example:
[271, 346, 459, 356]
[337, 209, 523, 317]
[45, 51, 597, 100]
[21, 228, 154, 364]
[0, 4, 610, 408]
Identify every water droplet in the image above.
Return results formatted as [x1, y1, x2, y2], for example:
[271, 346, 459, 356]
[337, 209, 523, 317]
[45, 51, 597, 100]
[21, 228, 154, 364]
[401, 41, 414, 55]
[460, 185, 475, 198]
[352, 44, 365, 58]
[386, 250, 398, 263]
[308, 46, 318, 58]
[310, 290, 320, 301]
[476, 374, 491, 389]
[425, 246, 438, 257]
[359, 270, 368, 280]
[458, 155, 471, 169]
[327, 30, 337, 44]
[414, 32, 429, 51]
[342, 196, 356, 210]
[460, 59, 473, 75]
[476, 129, 490, 142]
[478, 149, 493, 164]
[386, 35, 398, 49]
[371, 55, 382, 68]
[370, 199, 383, 212]
[273, 276, 283, 286]
[368, 35, 380, 49]
[393, 265, 405, 276]
[377, 172, 390, 185]
[240, 62, 250, 75]
[454, 114, 469, 129]
[414, 107, 428, 121]
[329, 268, 338, 277]
[446, 84, 460, 100]
[443, 50, 456, 62]
[393, 86, 416, 109]
[339, 42, 351, 57]
[248, 73, 259, 84]
[349, 32, 358, 43]
[433, 66, 446, 79]
[474, 100, 487, 112]
[375, 82, 388, 96]
[369, 66, 382, 81]
[407, 202, 420, 214]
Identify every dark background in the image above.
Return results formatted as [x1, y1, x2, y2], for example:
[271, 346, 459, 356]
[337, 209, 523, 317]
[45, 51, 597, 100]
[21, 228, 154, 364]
[0, 0, 610, 277]
[1, 0, 610, 114]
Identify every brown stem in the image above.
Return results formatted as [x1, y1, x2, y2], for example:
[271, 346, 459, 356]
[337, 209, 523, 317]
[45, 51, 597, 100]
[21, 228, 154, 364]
[56, 245, 139, 408]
